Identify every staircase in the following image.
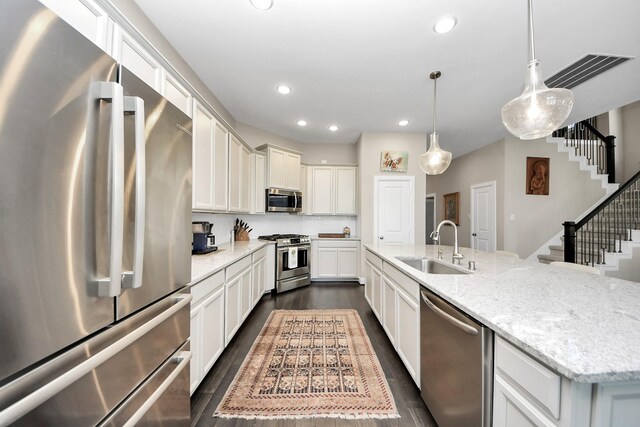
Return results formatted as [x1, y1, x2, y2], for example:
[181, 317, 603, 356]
[536, 119, 640, 278]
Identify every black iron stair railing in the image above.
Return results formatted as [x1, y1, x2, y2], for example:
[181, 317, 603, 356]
[563, 169, 640, 265]
[553, 117, 616, 183]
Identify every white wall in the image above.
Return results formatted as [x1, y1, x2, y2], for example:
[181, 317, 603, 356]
[193, 212, 357, 245]
[425, 139, 506, 249]
[503, 136, 606, 258]
[621, 100, 640, 181]
[357, 132, 427, 246]
[236, 122, 357, 164]
[605, 246, 640, 282]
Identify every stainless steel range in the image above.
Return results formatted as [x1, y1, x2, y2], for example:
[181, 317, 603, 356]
[258, 234, 311, 293]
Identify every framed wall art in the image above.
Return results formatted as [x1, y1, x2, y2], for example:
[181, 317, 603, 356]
[380, 151, 408, 172]
[526, 157, 550, 195]
[443, 192, 460, 225]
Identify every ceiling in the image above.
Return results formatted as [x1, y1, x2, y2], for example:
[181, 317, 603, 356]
[133, 0, 640, 157]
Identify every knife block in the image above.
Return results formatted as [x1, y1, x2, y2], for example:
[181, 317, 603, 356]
[234, 228, 250, 241]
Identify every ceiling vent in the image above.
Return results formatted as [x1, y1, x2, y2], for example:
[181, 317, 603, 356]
[545, 53, 633, 89]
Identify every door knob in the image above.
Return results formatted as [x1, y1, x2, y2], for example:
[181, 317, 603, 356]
[379, 236, 384, 240]
[472, 233, 477, 237]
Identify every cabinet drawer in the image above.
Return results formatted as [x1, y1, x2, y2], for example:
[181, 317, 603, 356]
[191, 270, 224, 306]
[495, 336, 561, 419]
[252, 246, 268, 262]
[383, 262, 419, 302]
[365, 249, 383, 271]
[226, 255, 252, 280]
[317, 240, 358, 248]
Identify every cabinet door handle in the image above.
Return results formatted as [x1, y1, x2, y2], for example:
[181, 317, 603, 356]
[379, 236, 384, 240]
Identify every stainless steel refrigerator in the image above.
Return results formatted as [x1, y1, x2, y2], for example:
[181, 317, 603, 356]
[0, 0, 193, 424]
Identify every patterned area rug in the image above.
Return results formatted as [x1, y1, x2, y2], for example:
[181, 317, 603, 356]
[214, 309, 399, 420]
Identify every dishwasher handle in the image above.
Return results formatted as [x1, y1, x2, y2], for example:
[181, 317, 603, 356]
[421, 291, 478, 336]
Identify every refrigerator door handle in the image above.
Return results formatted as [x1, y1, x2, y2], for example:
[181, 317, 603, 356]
[94, 82, 125, 298]
[122, 96, 146, 289]
[122, 351, 191, 427]
[0, 294, 191, 426]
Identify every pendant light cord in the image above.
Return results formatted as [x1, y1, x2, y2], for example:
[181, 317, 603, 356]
[432, 75, 437, 133]
[528, 0, 536, 61]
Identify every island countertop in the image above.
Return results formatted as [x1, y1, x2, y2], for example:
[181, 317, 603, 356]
[364, 242, 640, 383]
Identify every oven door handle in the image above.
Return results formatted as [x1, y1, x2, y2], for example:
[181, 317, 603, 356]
[277, 244, 310, 253]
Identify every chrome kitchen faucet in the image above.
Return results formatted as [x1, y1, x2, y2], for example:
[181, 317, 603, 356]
[430, 220, 464, 265]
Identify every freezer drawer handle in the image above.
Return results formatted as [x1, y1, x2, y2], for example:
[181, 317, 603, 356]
[0, 294, 192, 426]
[95, 82, 125, 297]
[421, 291, 478, 335]
[122, 350, 191, 427]
[122, 96, 146, 289]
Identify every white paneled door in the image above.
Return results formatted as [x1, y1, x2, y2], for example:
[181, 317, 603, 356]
[375, 177, 414, 244]
[470, 181, 496, 252]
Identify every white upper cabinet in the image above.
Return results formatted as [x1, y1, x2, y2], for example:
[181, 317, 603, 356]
[39, 0, 110, 52]
[300, 165, 308, 214]
[258, 145, 302, 191]
[267, 148, 286, 189]
[112, 25, 163, 92]
[163, 73, 192, 117]
[311, 167, 334, 214]
[285, 152, 301, 190]
[240, 145, 251, 213]
[310, 166, 358, 215]
[192, 102, 214, 211]
[335, 167, 357, 215]
[250, 153, 266, 214]
[228, 135, 250, 213]
[228, 135, 241, 212]
[212, 121, 229, 211]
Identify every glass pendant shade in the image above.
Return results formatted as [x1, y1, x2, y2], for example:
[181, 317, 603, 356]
[501, 60, 574, 140]
[419, 132, 452, 175]
[502, 0, 574, 140]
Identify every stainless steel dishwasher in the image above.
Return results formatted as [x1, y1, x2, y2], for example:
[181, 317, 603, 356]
[420, 288, 493, 427]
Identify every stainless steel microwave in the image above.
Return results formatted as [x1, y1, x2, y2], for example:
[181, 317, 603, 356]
[265, 188, 302, 213]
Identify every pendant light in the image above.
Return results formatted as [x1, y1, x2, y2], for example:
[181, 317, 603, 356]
[419, 71, 452, 175]
[501, 0, 574, 140]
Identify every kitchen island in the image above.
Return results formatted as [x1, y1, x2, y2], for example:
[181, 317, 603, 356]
[364, 242, 640, 427]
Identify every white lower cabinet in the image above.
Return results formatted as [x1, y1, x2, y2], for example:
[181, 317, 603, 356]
[382, 277, 397, 346]
[395, 286, 420, 386]
[189, 270, 224, 395]
[191, 247, 275, 394]
[251, 255, 266, 305]
[494, 375, 557, 427]
[224, 274, 241, 346]
[312, 240, 360, 280]
[201, 288, 225, 375]
[240, 267, 252, 322]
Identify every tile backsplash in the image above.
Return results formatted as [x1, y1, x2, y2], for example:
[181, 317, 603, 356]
[192, 212, 357, 244]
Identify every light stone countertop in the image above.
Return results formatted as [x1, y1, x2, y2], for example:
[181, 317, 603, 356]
[190, 240, 272, 284]
[364, 242, 640, 383]
[309, 235, 361, 241]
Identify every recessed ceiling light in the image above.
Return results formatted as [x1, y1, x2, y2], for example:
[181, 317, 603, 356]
[434, 16, 457, 34]
[250, 0, 273, 11]
[398, 119, 409, 126]
[328, 125, 339, 132]
[277, 85, 291, 95]
[297, 120, 307, 127]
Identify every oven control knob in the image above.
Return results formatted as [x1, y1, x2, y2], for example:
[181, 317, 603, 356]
[282, 239, 289, 245]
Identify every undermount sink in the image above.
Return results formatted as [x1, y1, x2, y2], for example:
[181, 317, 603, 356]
[396, 256, 471, 275]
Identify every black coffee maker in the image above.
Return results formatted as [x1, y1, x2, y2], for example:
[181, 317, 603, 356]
[192, 221, 217, 254]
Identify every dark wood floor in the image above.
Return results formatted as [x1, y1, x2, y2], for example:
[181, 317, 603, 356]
[190, 282, 436, 427]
